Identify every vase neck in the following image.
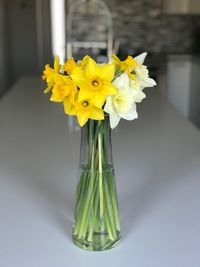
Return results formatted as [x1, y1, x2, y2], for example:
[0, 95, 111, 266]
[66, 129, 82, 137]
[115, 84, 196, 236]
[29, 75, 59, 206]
[79, 117, 113, 171]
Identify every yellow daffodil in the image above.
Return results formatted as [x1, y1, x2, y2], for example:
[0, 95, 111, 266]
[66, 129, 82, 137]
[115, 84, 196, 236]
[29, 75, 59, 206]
[63, 96, 104, 127]
[42, 53, 156, 129]
[112, 54, 138, 80]
[50, 74, 77, 103]
[42, 55, 61, 94]
[76, 98, 104, 126]
[62, 58, 77, 75]
[71, 58, 116, 108]
[62, 55, 91, 76]
[63, 98, 104, 127]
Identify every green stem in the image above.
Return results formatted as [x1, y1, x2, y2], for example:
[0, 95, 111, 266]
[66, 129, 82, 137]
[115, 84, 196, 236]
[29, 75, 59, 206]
[98, 123, 104, 218]
[73, 119, 120, 250]
[77, 171, 94, 239]
[73, 172, 89, 236]
[103, 172, 117, 239]
[108, 172, 120, 231]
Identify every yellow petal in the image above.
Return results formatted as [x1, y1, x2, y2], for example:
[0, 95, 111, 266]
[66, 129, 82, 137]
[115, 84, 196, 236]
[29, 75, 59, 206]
[103, 83, 117, 96]
[54, 73, 71, 84]
[77, 113, 88, 127]
[50, 92, 62, 102]
[71, 67, 86, 88]
[78, 89, 94, 102]
[112, 54, 120, 64]
[50, 85, 69, 102]
[85, 58, 100, 79]
[69, 87, 77, 105]
[92, 93, 106, 108]
[54, 55, 60, 73]
[44, 83, 53, 94]
[125, 56, 138, 68]
[80, 55, 90, 68]
[89, 107, 104, 120]
[63, 98, 76, 115]
[62, 58, 77, 75]
[99, 64, 115, 82]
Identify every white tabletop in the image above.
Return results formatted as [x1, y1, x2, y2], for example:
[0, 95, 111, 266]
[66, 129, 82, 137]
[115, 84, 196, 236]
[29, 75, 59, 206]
[0, 77, 200, 267]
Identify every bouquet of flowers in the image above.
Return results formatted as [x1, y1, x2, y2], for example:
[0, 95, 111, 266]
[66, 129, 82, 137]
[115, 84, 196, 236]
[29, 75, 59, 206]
[42, 53, 156, 128]
[42, 53, 156, 251]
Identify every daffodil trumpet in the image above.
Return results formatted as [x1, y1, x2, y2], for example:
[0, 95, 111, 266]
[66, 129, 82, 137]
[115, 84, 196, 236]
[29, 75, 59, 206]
[42, 53, 156, 251]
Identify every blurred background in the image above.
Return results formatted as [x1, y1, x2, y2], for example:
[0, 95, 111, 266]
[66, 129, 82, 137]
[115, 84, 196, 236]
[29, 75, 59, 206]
[0, 0, 200, 128]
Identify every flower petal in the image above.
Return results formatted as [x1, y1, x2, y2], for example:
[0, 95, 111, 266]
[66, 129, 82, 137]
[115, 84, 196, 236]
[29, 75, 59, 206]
[111, 54, 120, 64]
[113, 73, 129, 91]
[110, 112, 121, 129]
[71, 67, 86, 88]
[89, 107, 104, 120]
[132, 89, 146, 103]
[44, 83, 53, 94]
[104, 96, 114, 114]
[92, 93, 106, 108]
[78, 92, 105, 109]
[120, 104, 138, 121]
[54, 55, 60, 72]
[85, 58, 100, 78]
[141, 77, 157, 89]
[103, 83, 117, 96]
[134, 52, 147, 65]
[63, 98, 76, 115]
[99, 64, 115, 81]
[77, 113, 88, 127]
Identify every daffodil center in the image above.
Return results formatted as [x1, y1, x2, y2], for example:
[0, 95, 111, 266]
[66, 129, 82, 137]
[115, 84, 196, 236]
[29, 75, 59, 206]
[92, 80, 99, 87]
[114, 93, 132, 114]
[82, 101, 89, 107]
[116, 96, 123, 105]
[89, 77, 103, 91]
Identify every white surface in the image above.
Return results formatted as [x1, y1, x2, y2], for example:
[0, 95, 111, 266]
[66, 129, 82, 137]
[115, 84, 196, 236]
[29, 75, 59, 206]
[0, 77, 200, 267]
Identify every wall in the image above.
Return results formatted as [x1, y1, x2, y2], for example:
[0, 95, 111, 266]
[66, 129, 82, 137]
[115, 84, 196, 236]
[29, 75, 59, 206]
[0, 0, 9, 95]
[0, 0, 52, 95]
[6, 0, 38, 82]
[107, 0, 200, 55]
[35, 0, 52, 71]
[70, 0, 200, 55]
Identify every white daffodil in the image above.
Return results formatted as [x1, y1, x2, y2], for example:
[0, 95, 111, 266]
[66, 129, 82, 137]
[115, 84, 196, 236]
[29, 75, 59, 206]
[132, 52, 156, 90]
[104, 73, 138, 129]
[130, 80, 146, 103]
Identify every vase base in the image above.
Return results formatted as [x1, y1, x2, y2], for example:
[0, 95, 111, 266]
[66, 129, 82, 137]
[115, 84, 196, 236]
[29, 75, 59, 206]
[72, 232, 121, 251]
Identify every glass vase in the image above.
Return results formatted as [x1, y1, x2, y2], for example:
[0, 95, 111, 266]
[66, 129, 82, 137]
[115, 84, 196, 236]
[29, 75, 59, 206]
[72, 116, 121, 251]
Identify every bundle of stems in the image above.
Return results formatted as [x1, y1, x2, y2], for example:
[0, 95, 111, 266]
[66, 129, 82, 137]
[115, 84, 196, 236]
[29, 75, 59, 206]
[72, 117, 120, 251]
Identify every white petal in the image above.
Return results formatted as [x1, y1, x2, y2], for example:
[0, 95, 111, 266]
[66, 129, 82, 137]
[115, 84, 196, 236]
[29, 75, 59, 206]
[141, 77, 156, 89]
[130, 80, 140, 91]
[132, 89, 146, 103]
[110, 112, 121, 129]
[104, 96, 114, 114]
[113, 73, 129, 91]
[120, 104, 138, 121]
[134, 52, 147, 65]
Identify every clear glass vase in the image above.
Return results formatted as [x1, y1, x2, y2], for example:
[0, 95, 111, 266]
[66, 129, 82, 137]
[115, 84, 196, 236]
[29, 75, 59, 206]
[72, 116, 121, 251]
